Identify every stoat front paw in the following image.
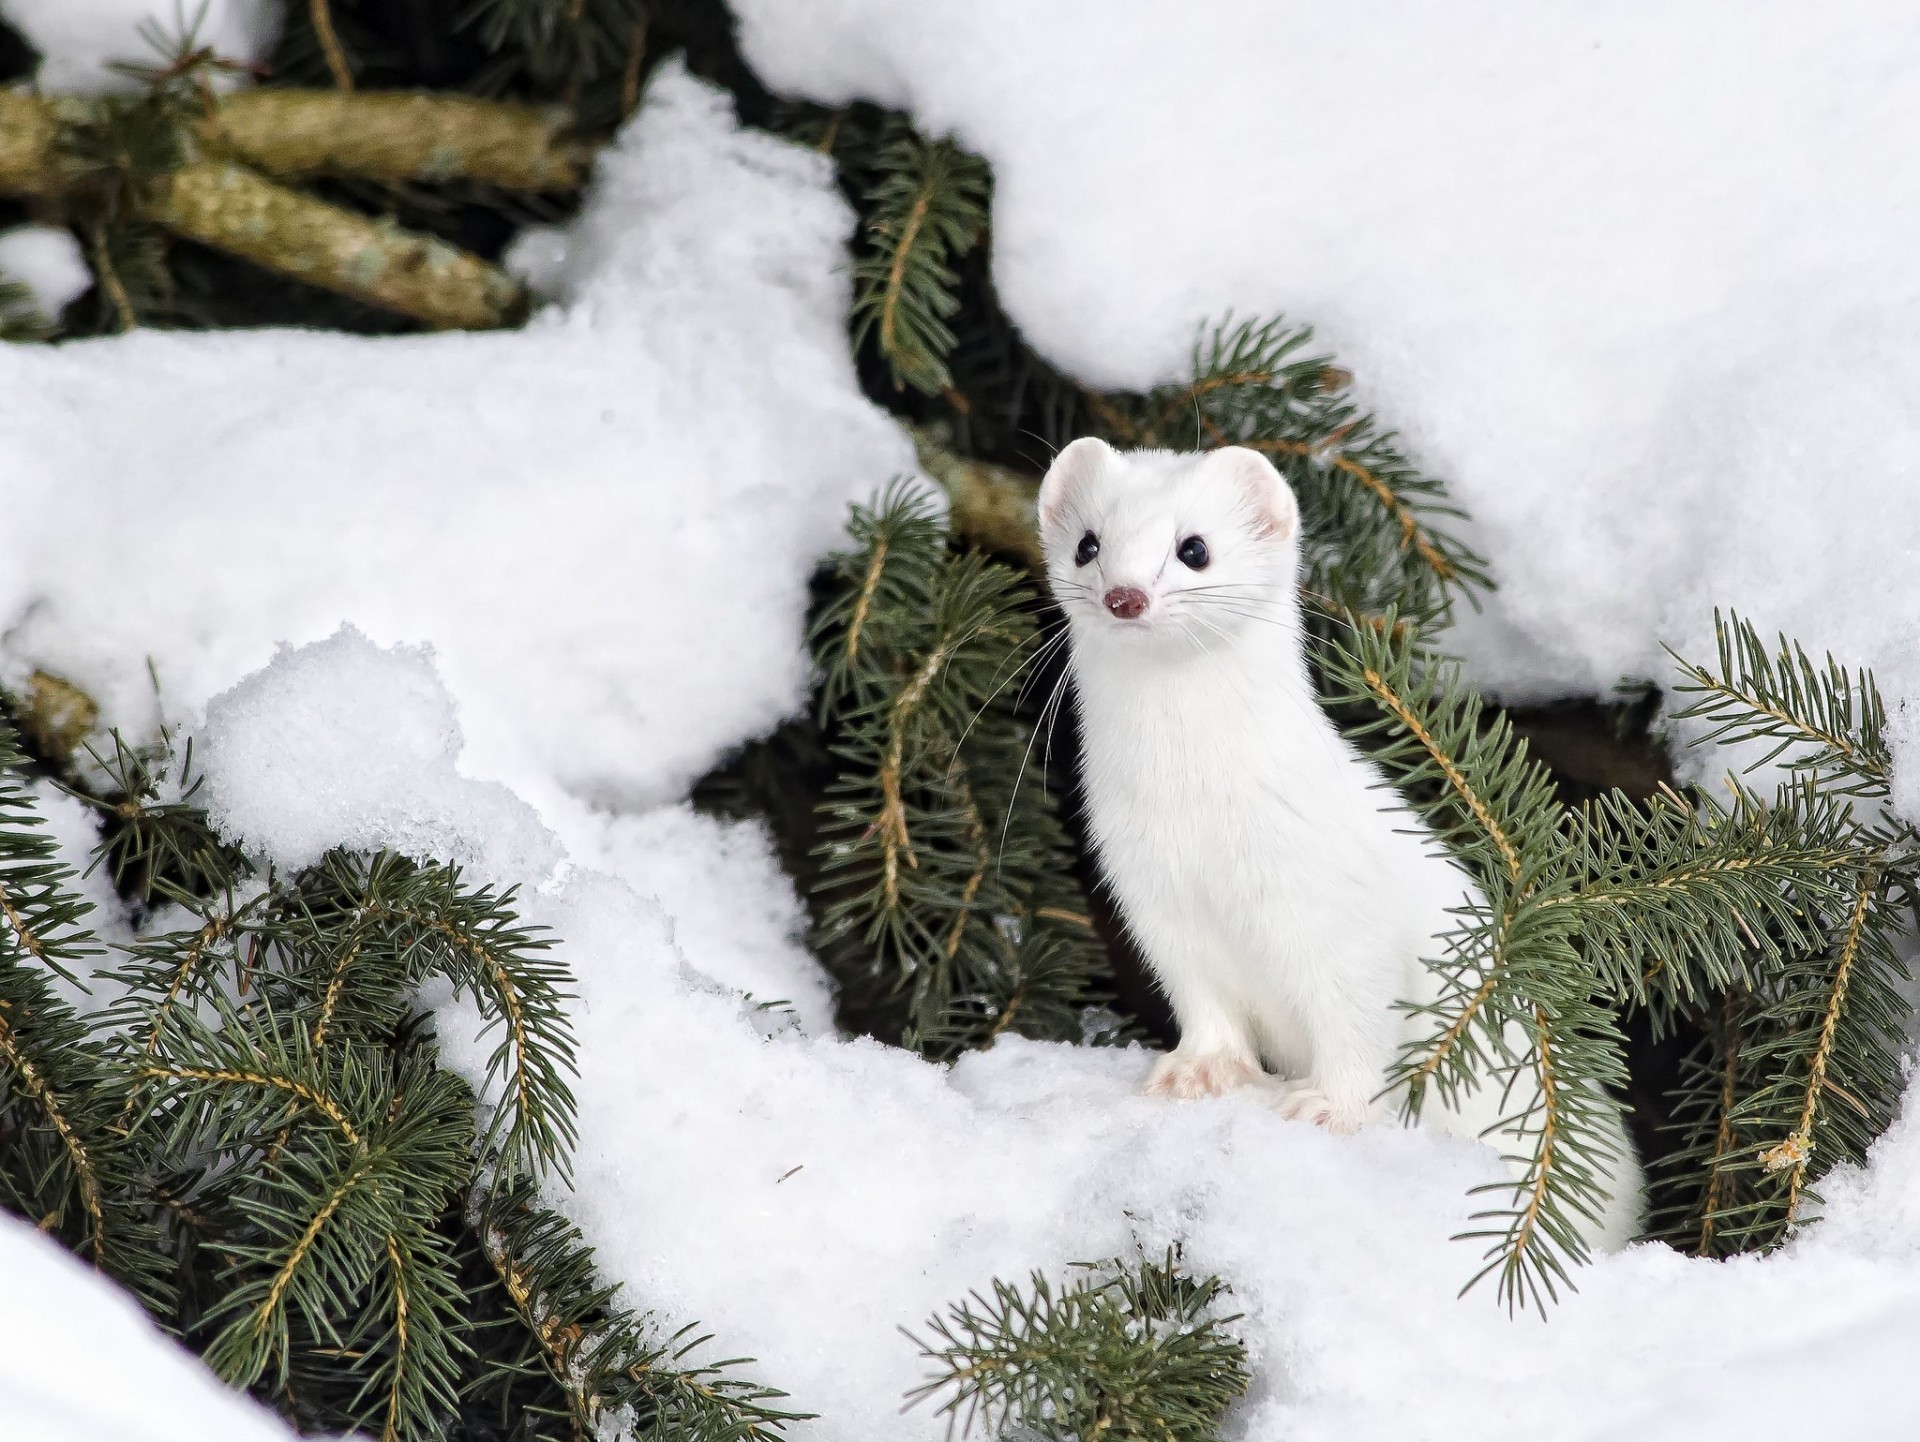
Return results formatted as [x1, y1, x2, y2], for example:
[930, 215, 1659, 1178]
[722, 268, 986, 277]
[1274, 1084, 1372, 1135]
[1143, 1049, 1264, 1100]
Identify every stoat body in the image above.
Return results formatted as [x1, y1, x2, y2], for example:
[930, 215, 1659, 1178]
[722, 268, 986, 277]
[1038, 439, 1642, 1250]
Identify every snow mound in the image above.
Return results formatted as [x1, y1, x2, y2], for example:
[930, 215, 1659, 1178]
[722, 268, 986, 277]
[731, 1, 1920, 807]
[0, 1209, 300, 1442]
[0, 226, 90, 321]
[0, 61, 915, 814]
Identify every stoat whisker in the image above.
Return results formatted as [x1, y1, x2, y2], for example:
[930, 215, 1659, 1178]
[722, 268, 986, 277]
[955, 624, 1071, 756]
[996, 655, 1077, 875]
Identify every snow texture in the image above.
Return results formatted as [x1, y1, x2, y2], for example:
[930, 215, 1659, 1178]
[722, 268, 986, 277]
[730, 0, 1920, 806]
[0, 1209, 301, 1442]
[0, 62, 915, 814]
[0, 0, 279, 92]
[200, 629, 1920, 1442]
[0, 225, 90, 321]
[197, 626, 562, 884]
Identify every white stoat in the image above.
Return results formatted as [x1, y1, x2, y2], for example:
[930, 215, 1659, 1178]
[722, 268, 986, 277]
[1038, 438, 1643, 1249]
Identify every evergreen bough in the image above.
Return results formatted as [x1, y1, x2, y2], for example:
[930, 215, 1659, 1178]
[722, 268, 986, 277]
[808, 482, 1114, 1058]
[848, 123, 991, 397]
[0, 722, 798, 1441]
[907, 1251, 1250, 1442]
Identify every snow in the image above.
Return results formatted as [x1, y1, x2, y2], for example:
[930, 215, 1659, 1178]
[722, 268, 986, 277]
[0, 226, 90, 322]
[0, 0, 279, 92]
[729, 0, 1920, 801]
[0, 61, 915, 814]
[180, 601, 1920, 1442]
[196, 626, 562, 884]
[0, 1209, 302, 1442]
[5, 10, 1920, 1440]
[565, 801, 836, 1035]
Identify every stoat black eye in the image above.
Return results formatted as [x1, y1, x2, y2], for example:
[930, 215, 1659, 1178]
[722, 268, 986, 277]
[1074, 531, 1100, 567]
[1176, 535, 1210, 570]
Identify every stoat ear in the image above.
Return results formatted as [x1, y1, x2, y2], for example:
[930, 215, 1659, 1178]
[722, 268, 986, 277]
[1208, 446, 1297, 541]
[1038, 436, 1115, 532]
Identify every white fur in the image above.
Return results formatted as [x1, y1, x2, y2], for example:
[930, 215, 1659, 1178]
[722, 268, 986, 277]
[1038, 438, 1643, 1250]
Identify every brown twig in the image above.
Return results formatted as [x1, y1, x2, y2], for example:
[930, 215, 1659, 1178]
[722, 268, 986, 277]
[310, 0, 355, 92]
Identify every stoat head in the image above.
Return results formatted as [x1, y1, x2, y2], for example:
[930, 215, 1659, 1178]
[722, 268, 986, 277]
[1037, 438, 1300, 651]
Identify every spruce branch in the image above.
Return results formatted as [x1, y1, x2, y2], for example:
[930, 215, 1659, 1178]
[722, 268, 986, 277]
[906, 1250, 1250, 1442]
[1669, 610, 1891, 797]
[459, 0, 651, 117]
[1646, 618, 1913, 1255]
[308, 0, 357, 91]
[0, 723, 168, 1299]
[351, 859, 577, 1181]
[1548, 781, 1862, 1011]
[1, 718, 774, 1438]
[810, 484, 1111, 1056]
[1319, 620, 1630, 1308]
[476, 1178, 804, 1442]
[68, 729, 252, 908]
[1657, 866, 1910, 1255]
[851, 124, 992, 395]
[1095, 317, 1491, 625]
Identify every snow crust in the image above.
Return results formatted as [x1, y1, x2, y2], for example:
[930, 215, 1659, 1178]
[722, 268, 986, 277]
[0, 225, 90, 321]
[0, 0, 278, 92]
[181, 597, 1920, 1442]
[731, 0, 1920, 800]
[0, 62, 914, 812]
[0, 1209, 301, 1442]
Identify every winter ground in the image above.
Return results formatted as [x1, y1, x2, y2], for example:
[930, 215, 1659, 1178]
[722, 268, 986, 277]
[6, 7, 1920, 1441]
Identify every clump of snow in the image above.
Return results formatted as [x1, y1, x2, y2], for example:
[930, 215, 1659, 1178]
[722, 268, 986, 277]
[193, 586, 1920, 1442]
[0, 0, 279, 92]
[0, 1209, 300, 1442]
[0, 61, 914, 812]
[501, 224, 571, 301]
[196, 626, 561, 885]
[730, 1, 1920, 812]
[0, 225, 89, 321]
[566, 802, 836, 1035]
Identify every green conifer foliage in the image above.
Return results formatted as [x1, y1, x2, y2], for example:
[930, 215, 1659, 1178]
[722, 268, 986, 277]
[1089, 316, 1491, 627]
[808, 483, 1114, 1057]
[1314, 610, 1916, 1303]
[0, 720, 795, 1441]
[906, 1251, 1250, 1442]
[0, 728, 169, 1302]
[848, 125, 992, 397]
[1651, 616, 1916, 1256]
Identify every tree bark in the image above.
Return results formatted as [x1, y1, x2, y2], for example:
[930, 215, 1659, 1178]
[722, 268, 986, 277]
[212, 91, 590, 190]
[146, 162, 526, 330]
[0, 90, 576, 329]
[0, 92, 64, 197]
[910, 426, 1045, 570]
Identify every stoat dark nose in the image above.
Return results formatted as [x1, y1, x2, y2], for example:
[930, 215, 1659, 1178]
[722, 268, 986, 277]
[1103, 586, 1149, 620]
